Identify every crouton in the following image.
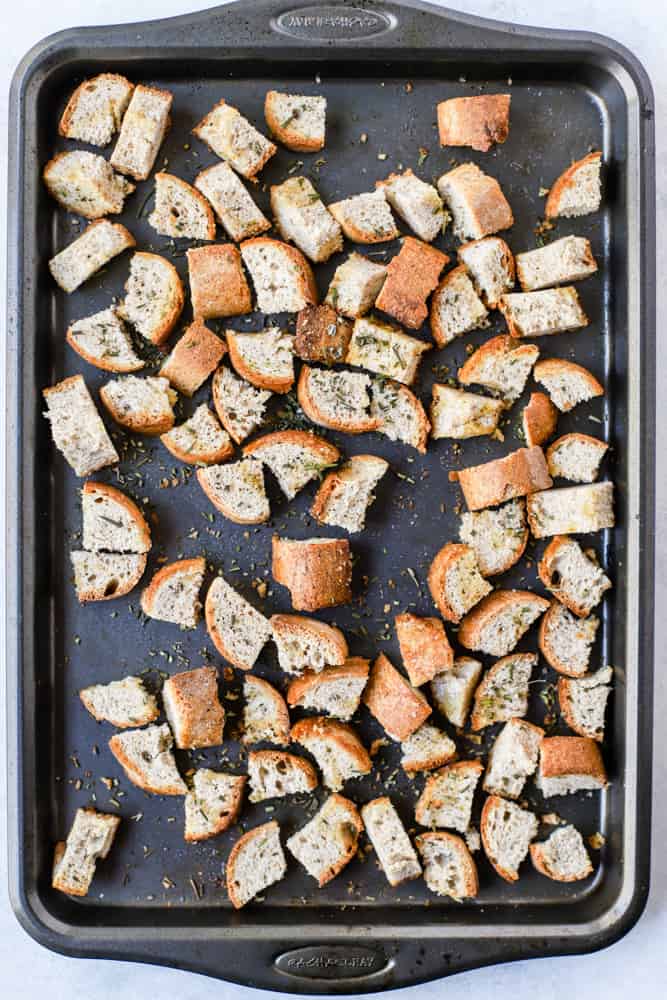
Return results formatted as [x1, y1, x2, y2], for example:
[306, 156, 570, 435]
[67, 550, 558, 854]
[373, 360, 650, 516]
[226, 821, 286, 908]
[286, 794, 362, 886]
[148, 172, 216, 240]
[81, 480, 150, 553]
[160, 321, 226, 396]
[430, 657, 482, 728]
[272, 536, 352, 611]
[186, 245, 252, 320]
[295, 304, 353, 365]
[437, 163, 513, 240]
[184, 769, 246, 842]
[499, 287, 588, 338]
[483, 719, 544, 798]
[241, 236, 318, 312]
[458, 236, 515, 308]
[271, 176, 343, 262]
[193, 99, 276, 179]
[325, 252, 387, 318]
[140, 557, 206, 628]
[42, 375, 118, 476]
[538, 536, 611, 616]
[537, 735, 608, 796]
[162, 666, 225, 749]
[545, 152, 602, 219]
[516, 236, 597, 291]
[43, 150, 135, 218]
[530, 824, 593, 881]
[437, 94, 511, 152]
[533, 358, 604, 412]
[415, 760, 483, 831]
[361, 797, 422, 886]
[346, 315, 430, 384]
[243, 675, 290, 745]
[459, 592, 548, 658]
[110, 84, 172, 180]
[49, 220, 135, 294]
[457, 335, 539, 405]
[117, 251, 184, 345]
[194, 161, 270, 241]
[290, 717, 371, 791]
[297, 365, 380, 434]
[416, 831, 478, 899]
[70, 551, 146, 602]
[430, 384, 503, 439]
[66, 307, 143, 372]
[374, 236, 448, 329]
[59, 73, 134, 147]
[401, 723, 457, 773]
[370, 378, 430, 452]
[430, 265, 488, 346]
[99, 375, 177, 435]
[363, 653, 431, 741]
[328, 189, 399, 243]
[395, 613, 454, 686]
[108, 723, 186, 794]
[481, 795, 538, 882]
[538, 600, 600, 677]
[453, 446, 552, 511]
[470, 652, 537, 730]
[546, 433, 608, 483]
[226, 328, 295, 393]
[522, 391, 558, 447]
[271, 614, 348, 675]
[526, 482, 615, 537]
[243, 430, 340, 500]
[376, 169, 448, 242]
[311, 454, 389, 533]
[161, 404, 233, 466]
[197, 458, 270, 524]
[558, 667, 612, 742]
[286, 658, 370, 721]
[52, 808, 120, 897]
[79, 676, 158, 729]
[264, 91, 326, 151]
[458, 498, 528, 576]
[248, 750, 318, 801]
[427, 542, 492, 623]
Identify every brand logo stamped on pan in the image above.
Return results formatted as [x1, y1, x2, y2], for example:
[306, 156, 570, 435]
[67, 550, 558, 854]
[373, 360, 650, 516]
[273, 6, 395, 39]
[274, 945, 391, 979]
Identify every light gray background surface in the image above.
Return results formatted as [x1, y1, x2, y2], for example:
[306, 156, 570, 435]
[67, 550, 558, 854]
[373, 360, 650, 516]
[1, 1, 664, 997]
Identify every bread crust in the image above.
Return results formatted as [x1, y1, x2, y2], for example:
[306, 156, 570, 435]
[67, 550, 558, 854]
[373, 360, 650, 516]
[453, 445, 552, 511]
[375, 237, 449, 329]
[427, 542, 488, 624]
[74, 553, 147, 602]
[295, 304, 353, 365]
[160, 412, 234, 466]
[264, 91, 324, 152]
[545, 151, 602, 219]
[437, 95, 511, 152]
[290, 717, 372, 779]
[480, 795, 534, 882]
[249, 749, 319, 793]
[287, 657, 370, 711]
[529, 836, 593, 882]
[539, 735, 608, 785]
[297, 366, 381, 434]
[82, 481, 151, 551]
[226, 821, 282, 908]
[271, 613, 349, 666]
[160, 320, 227, 396]
[242, 675, 290, 743]
[438, 163, 514, 238]
[140, 556, 206, 622]
[184, 773, 246, 842]
[395, 614, 454, 687]
[162, 665, 225, 750]
[537, 600, 598, 677]
[226, 329, 295, 394]
[186, 245, 252, 320]
[533, 358, 604, 409]
[108, 727, 185, 795]
[99, 380, 176, 436]
[363, 653, 432, 741]
[522, 392, 558, 447]
[121, 251, 185, 346]
[58, 73, 134, 144]
[415, 831, 479, 898]
[240, 235, 318, 307]
[153, 172, 216, 240]
[458, 591, 549, 654]
[272, 536, 352, 611]
[196, 464, 270, 525]
[546, 433, 608, 480]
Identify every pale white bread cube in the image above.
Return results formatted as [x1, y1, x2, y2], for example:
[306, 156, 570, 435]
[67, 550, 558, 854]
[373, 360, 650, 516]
[148, 172, 216, 240]
[52, 808, 120, 897]
[470, 652, 537, 730]
[271, 613, 348, 675]
[226, 821, 286, 908]
[376, 169, 447, 242]
[162, 666, 225, 750]
[437, 162, 513, 240]
[538, 535, 611, 616]
[545, 152, 602, 219]
[243, 429, 340, 500]
[291, 717, 370, 791]
[205, 576, 271, 670]
[42, 375, 118, 477]
[453, 447, 552, 513]
[483, 719, 544, 799]
[264, 91, 326, 152]
[499, 287, 588, 337]
[533, 358, 604, 413]
[430, 265, 488, 346]
[370, 378, 431, 453]
[286, 659, 370, 721]
[481, 795, 539, 882]
[458, 498, 528, 576]
[400, 723, 457, 773]
[161, 404, 234, 466]
[79, 676, 158, 728]
[416, 831, 478, 900]
[536, 735, 608, 796]
[328, 189, 399, 244]
[197, 458, 270, 524]
[558, 666, 612, 742]
[110, 84, 172, 181]
[458, 335, 539, 406]
[415, 760, 483, 832]
[311, 454, 389, 533]
[546, 433, 608, 483]
[297, 366, 379, 434]
[526, 482, 615, 538]
[430, 384, 503, 440]
[427, 542, 492, 624]
[194, 161, 270, 241]
[538, 600, 600, 677]
[242, 674, 290, 744]
[458, 236, 515, 308]
[66, 307, 143, 372]
[271, 176, 343, 262]
[193, 99, 276, 179]
[430, 656, 482, 729]
[530, 824, 593, 881]
[212, 364, 272, 444]
[240, 237, 318, 313]
[117, 251, 184, 346]
[99, 375, 177, 436]
[81, 480, 150, 553]
[49, 220, 135, 294]
[346, 316, 430, 385]
[59, 73, 134, 147]
[325, 252, 387, 318]
[361, 796, 422, 886]
[184, 769, 246, 842]
[43, 150, 135, 218]
[286, 793, 362, 886]
[248, 749, 318, 802]
[516, 235, 598, 291]
[70, 551, 146, 602]
[141, 557, 206, 628]
[108, 722, 186, 794]
[459, 589, 549, 655]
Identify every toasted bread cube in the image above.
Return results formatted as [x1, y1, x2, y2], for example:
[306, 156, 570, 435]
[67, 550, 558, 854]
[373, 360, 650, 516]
[311, 454, 389, 534]
[326, 252, 387, 318]
[430, 265, 488, 346]
[533, 358, 604, 413]
[430, 384, 503, 440]
[516, 236, 598, 291]
[558, 667, 612, 742]
[52, 808, 120, 897]
[545, 152, 602, 219]
[396, 613, 454, 687]
[453, 446, 552, 511]
[290, 717, 371, 791]
[437, 94, 511, 152]
[370, 378, 430, 452]
[328, 189, 399, 244]
[197, 458, 270, 524]
[346, 315, 430, 385]
[226, 327, 295, 393]
[416, 831, 479, 899]
[59, 73, 134, 147]
[161, 404, 233, 466]
[110, 84, 172, 181]
[537, 736, 608, 796]
[81, 480, 150, 553]
[149, 172, 216, 240]
[458, 498, 528, 576]
[415, 760, 483, 832]
[70, 551, 146, 602]
[160, 320, 226, 396]
[212, 364, 272, 445]
[295, 304, 352, 365]
[428, 542, 492, 623]
[66, 307, 143, 373]
[287, 794, 362, 886]
[546, 433, 608, 483]
[193, 99, 276, 179]
[286, 659, 370, 721]
[437, 163, 513, 240]
[481, 796, 538, 882]
[538, 535, 611, 616]
[248, 750, 318, 802]
[401, 723, 457, 773]
[243, 675, 290, 744]
[108, 723, 186, 794]
[499, 288, 588, 338]
[43, 150, 135, 218]
[244, 430, 340, 501]
[363, 653, 431, 741]
[206, 576, 272, 671]
[240, 237, 318, 313]
[49, 220, 135, 294]
[430, 657, 482, 728]
[265, 91, 326, 151]
[458, 334, 539, 406]
[187, 244, 252, 320]
[162, 666, 225, 750]
[80, 676, 158, 729]
[458, 236, 515, 308]
[298, 366, 379, 434]
[460, 595, 547, 659]
[141, 557, 206, 629]
[375, 237, 448, 329]
[100, 375, 177, 436]
[522, 391, 559, 447]
[526, 482, 614, 537]
[271, 613, 348, 675]
[117, 251, 184, 346]
[184, 769, 246, 842]
[271, 176, 343, 262]
[272, 536, 352, 611]
[361, 797, 422, 886]
[226, 821, 286, 907]
[43, 374, 119, 477]
[539, 600, 600, 677]
[483, 719, 544, 799]
[194, 161, 270, 241]
[530, 824, 593, 882]
[376, 169, 448, 242]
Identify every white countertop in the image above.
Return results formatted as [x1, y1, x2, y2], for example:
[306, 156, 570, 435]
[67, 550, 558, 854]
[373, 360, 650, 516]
[1, 1, 665, 997]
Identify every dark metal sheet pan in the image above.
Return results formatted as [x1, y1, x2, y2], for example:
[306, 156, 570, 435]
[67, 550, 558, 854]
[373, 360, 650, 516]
[6, 0, 655, 991]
